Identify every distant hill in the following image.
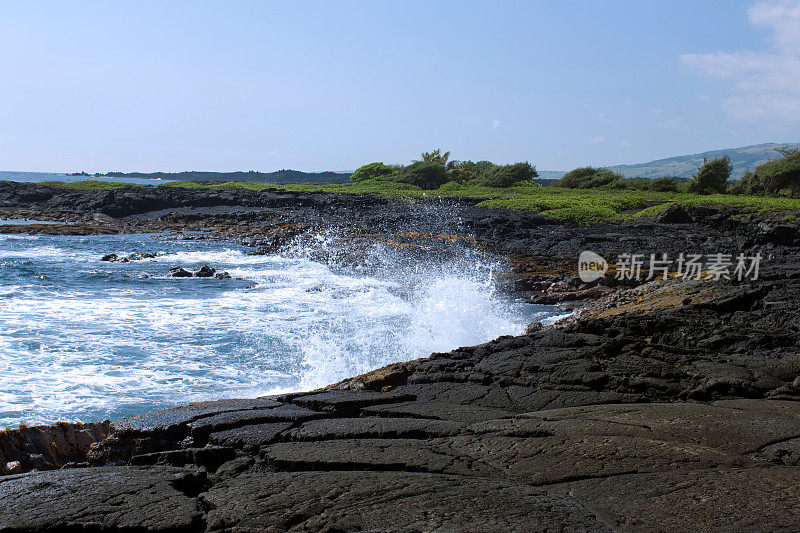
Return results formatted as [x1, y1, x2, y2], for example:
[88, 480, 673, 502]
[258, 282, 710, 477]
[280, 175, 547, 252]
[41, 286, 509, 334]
[537, 143, 800, 181]
[70, 143, 798, 184]
[607, 143, 800, 179]
[71, 169, 352, 184]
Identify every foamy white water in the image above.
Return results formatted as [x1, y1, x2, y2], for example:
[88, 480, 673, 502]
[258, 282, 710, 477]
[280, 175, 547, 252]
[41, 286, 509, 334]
[0, 232, 557, 427]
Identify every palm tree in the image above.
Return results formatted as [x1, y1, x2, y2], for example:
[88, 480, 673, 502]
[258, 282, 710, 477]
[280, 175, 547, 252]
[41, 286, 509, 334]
[419, 148, 451, 166]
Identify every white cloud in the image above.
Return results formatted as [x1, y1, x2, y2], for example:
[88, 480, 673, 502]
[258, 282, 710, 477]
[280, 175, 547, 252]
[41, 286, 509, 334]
[597, 112, 609, 122]
[589, 136, 604, 144]
[651, 108, 664, 115]
[491, 119, 501, 129]
[750, 0, 800, 50]
[620, 140, 632, 147]
[679, 0, 800, 123]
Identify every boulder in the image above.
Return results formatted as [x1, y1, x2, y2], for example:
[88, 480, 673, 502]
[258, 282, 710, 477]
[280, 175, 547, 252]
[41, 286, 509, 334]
[656, 203, 692, 224]
[168, 267, 193, 278]
[194, 265, 216, 278]
[127, 252, 158, 261]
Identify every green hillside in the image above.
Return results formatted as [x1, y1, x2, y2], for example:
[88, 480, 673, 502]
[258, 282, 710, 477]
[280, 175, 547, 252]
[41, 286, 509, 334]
[607, 143, 800, 179]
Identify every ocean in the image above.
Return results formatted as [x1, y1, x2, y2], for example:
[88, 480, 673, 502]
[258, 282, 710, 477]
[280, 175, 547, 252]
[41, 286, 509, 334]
[0, 171, 169, 186]
[0, 229, 562, 428]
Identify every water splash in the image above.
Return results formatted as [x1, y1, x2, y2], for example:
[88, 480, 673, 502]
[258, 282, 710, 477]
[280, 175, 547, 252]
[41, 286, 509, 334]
[0, 228, 556, 427]
[280, 224, 536, 390]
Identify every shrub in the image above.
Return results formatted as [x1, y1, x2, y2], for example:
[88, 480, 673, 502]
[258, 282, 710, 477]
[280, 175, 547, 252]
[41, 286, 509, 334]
[728, 149, 800, 197]
[752, 148, 800, 197]
[557, 167, 594, 188]
[419, 149, 451, 166]
[449, 160, 496, 183]
[393, 161, 449, 190]
[484, 162, 538, 187]
[557, 167, 623, 189]
[729, 171, 760, 195]
[437, 181, 465, 192]
[350, 162, 398, 182]
[688, 156, 731, 194]
[607, 177, 651, 190]
[650, 176, 679, 192]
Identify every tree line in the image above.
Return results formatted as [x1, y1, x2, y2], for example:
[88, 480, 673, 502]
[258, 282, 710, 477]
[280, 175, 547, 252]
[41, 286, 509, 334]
[353, 147, 800, 197]
[350, 149, 537, 189]
[552, 147, 800, 196]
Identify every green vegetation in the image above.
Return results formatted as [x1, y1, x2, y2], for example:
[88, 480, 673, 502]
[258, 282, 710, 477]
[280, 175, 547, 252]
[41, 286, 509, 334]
[650, 176, 679, 192]
[557, 167, 684, 193]
[26, 146, 800, 224]
[483, 161, 538, 187]
[30, 177, 800, 224]
[730, 147, 800, 197]
[350, 149, 537, 190]
[605, 142, 800, 179]
[349, 162, 398, 182]
[419, 148, 451, 166]
[448, 160, 495, 183]
[164, 179, 800, 223]
[393, 161, 450, 190]
[558, 167, 623, 189]
[688, 155, 731, 194]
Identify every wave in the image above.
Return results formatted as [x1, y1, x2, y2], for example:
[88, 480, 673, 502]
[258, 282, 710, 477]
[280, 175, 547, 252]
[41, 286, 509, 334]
[0, 232, 555, 427]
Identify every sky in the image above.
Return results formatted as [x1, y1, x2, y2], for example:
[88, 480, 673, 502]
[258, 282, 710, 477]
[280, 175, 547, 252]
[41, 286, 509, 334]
[1, 0, 799, 173]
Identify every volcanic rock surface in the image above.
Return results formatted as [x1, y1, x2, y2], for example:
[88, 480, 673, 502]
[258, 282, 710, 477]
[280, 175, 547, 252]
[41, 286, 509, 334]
[1, 182, 800, 532]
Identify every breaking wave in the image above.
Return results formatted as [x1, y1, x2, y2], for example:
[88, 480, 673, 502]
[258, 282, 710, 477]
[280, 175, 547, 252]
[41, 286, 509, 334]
[0, 231, 558, 427]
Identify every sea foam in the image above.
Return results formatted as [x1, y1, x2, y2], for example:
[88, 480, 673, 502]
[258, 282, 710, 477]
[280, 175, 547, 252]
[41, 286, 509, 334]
[0, 232, 556, 427]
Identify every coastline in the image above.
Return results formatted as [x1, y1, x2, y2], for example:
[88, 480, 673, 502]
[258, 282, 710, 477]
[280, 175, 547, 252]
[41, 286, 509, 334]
[2, 182, 800, 531]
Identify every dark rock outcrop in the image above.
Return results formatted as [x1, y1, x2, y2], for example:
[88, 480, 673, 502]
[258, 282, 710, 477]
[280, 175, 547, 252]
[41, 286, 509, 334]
[0, 466, 207, 531]
[1, 183, 800, 531]
[167, 266, 230, 279]
[194, 265, 216, 278]
[0, 422, 112, 474]
[6, 269, 794, 530]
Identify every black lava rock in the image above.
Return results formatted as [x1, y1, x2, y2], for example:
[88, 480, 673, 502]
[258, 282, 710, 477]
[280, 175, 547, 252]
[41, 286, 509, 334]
[168, 267, 193, 278]
[195, 265, 216, 278]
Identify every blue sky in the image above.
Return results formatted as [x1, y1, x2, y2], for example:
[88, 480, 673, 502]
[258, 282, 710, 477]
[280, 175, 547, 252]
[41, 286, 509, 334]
[1, 0, 799, 173]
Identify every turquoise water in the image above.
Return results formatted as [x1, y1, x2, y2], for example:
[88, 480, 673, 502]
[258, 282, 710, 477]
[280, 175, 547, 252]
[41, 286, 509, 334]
[0, 232, 560, 428]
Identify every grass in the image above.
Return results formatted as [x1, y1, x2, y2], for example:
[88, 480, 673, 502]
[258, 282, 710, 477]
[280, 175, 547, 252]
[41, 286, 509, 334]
[23, 179, 800, 224]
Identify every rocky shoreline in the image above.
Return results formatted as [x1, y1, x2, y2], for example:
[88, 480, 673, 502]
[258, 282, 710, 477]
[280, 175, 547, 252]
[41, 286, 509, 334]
[1, 182, 800, 532]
